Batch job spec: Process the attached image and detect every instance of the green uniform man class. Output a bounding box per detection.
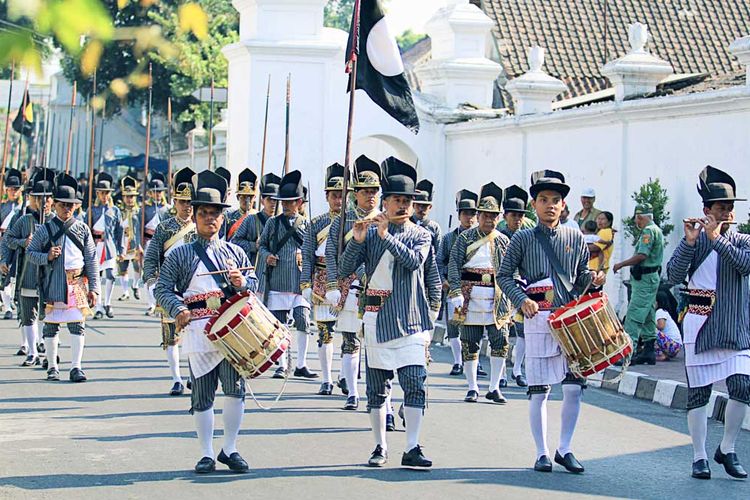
[613,202,664,365]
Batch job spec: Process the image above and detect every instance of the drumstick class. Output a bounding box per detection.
[197,266,256,277]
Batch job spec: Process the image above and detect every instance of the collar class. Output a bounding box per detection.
[176,215,191,226]
[536,222,560,235]
[195,235,220,249]
[355,206,375,218]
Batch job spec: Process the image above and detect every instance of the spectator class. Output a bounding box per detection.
[582,220,599,243]
[574,187,602,229]
[560,206,580,230]
[588,211,615,273]
[655,293,682,361]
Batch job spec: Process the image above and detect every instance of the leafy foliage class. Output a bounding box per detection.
[622,178,674,244]
[738,220,750,235]
[324,0,355,30]
[396,29,426,53]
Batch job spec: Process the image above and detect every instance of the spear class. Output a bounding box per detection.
[167,97,173,200]
[87,72,97,201]
[140,63,153,261]
[1,61,14,196]
[283,73,291,175]
[64,81,77,174]
[207,77,214,171]
[257,74,271,211]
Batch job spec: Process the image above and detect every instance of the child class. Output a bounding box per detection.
[655,293,682,361]
[582,220,599,243]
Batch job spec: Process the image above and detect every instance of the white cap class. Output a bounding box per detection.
[581,187,596,198]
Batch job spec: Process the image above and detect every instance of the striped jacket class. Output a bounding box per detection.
[498,223,593,309]
[26,216,100,302]
[143,201,171,237]
[142,216,196,285]
[0,200,23,234]
[0,200,24,283]
[413,216,442,257]
[448,227,513,326]
[154,236,258,320]
[438,226,469,281]
[300,211,336,287]
[257,214,308,294]
[231,211,272,266]
[87,204,124,260]
[3,211,44,292]
[339,221,438,343]
[665,231,750,353]
[325,207,375,289]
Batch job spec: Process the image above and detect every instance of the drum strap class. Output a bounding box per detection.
[192,241,232,299]
[533,227,574,293]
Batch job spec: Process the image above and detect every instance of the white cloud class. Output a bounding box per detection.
[384,0,448,35]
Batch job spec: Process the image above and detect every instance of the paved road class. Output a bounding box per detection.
[0,297,747,500]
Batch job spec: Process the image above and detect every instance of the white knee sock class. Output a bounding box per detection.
[369,407,387,450]
[295,331,309,369]
[194,408,215,458]
[167,345,182,383]
[119,276,129,294]
[489,356,506,392]
[278,349,288,370]
[2,289,12,311]
[404,407,423,452]
[687,406,708,461]
[464,359,479,392]
[318,343,333,384]
[147,284,156,308]
[24,326,38,356]
[558,384,582,455]
[222,397,245,455]
[342,353,359,398]
[44,336,59,370]
[104,279,114,307]
[513,338,526,377]
[721,400,748,454]
[529,392,550,459]
[385,393,394,416]
[70,334,85,370]
[449,338,462,366]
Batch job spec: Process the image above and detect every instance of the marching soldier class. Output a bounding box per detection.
[231,173,280,277]
[88,172,123,320]
[412,179,442,259]
[1,168,24,322]
[325,155,381,412]
[143,173,171,315]
[666,166,749,480]
[438,189,478,376]
[447,182,513,404]
[500,185,530,387]
[215,167,232,239]
[27,174,100,383]
[225,168,258,241]
[339,157,440,468]
[143,167,196,396]
[116,176,143,301]
[257,170,316,379]
[300,164,346,395]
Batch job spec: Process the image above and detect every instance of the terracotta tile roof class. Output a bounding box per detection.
[480,0,750,98]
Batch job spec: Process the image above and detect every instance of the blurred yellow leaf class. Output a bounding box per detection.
[140,0,159,7]
[128,73,151,89]
[0,31,43,76]
[43,0,114,54]
[178,3,208,40]
[117,0,129,8]
[91,96,106,111]
[110,79,130,98]
[80,40,103,77]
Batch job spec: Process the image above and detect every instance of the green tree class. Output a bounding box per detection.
[324,0,355,30]
[622,178,674,244]
[739,220,750,235]
[396,29,426,53]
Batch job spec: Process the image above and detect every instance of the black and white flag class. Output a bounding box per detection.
[346,0,420,134]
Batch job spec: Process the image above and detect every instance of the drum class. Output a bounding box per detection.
[203,291,290,379]
[547,291,632,377]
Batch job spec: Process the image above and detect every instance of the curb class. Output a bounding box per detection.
[590,368,750,431]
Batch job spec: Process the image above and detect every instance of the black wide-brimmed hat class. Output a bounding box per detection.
[94,172,114,192]
[414,179,434,205]
[148,172,168,192]
[529,170,570,199]
[455,189,478,212]
[273,170,305,201]
[191,170,231,208]
[325,163,347,192]
[120,175,139,197]
[4,168,22,188]
[352,155,381,190]
[697,165,746,203]
[30,168,55,197]
[237,168,258,196]
[53,173,79,203]
[214,167,232,202]
[503,185,529,213]
[260,173,281,198]
[477,182,504,214]
[381,157,417,197]
[173,167,195,201]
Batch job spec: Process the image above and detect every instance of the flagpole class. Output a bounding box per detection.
[207,78,214,172]
[13,71,30,171]
[1,61,14,196]
[140,63,153,260]
[338,0,362,258]
[257,74,271,212]
[283,73,291,175]
[167,97,173,200]
[96,101,105,170]
[64,81,77,174]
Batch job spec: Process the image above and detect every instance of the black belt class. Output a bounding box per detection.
[461,271,495,285]
[186,299,226,311]
[365,295,385,307]
[688,295,713,307]
[527,292,547,303]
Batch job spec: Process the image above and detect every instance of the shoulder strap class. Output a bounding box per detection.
[48,218,85,253]
[275,216,303,251]
[533,227,574,293]
[192,241,231,298]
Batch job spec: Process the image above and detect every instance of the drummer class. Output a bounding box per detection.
[154,170,258,474]
[498,170,605,474]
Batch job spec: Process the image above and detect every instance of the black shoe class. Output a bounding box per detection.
[515,374,528,387]
[15,346,27,356]
[105,306,114,319]
[21,355,40,367]
[145,307,155,317]
[401,445,432,468]
[132,288,141,300]
[692,459,711,480]
[534,455,553,472]
[477,364,487,377]
[37,342,45,354]
[293,366,319,379]
[318,382,333,395]
[337,377,349,395]
[272,367,285,379]
[46,368,60,381]
[368,445,388,467]
[631,340,656,365]
[555,451,585,473]
[386,414,396,432]
[485,389,507,404]
[464,390,479,403]
[117,293,129,302]
[194,456,216,474]
[344,396,359,411]
[449,364,463,376]
[94,310,104,320]
[170,382,185,396]
[4,310,13,320]
[499,378,508,388]
[186,379,192,390]
[714,446,748,479]
[217,449,249,473]
[69,368,87,383]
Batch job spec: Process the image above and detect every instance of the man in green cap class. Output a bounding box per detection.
[613,202,664,365]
